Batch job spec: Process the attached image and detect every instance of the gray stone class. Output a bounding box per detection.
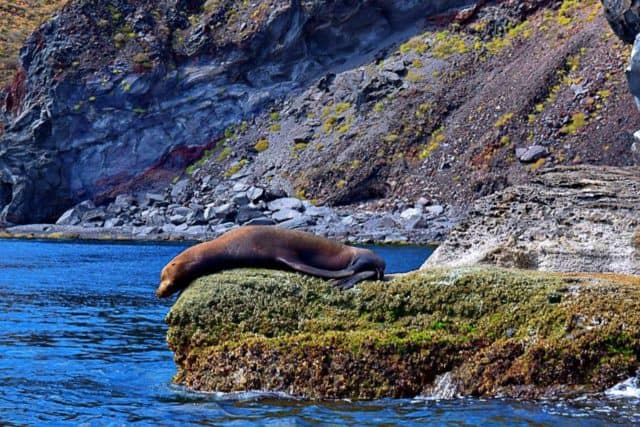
[136,226,160,237]
[362,215,399,230]
[213,222,236,235]
[305,206,334,217]
[516,146,548,163]
[244,217,277,226]
[169,214,187,225]
[114,194,135,208]
[272,208,302,222]
[425,205,445,217]
[175,223,189,232]
[268,197,303,211]
[232,182,250,192]
[214,203,236,220]
[145,193,166,206]
[382,59,406,74]
[173,206,194,217]
[55,200,96,226]
[55,208,81,226]
[278,215,314,229]
[341,215,357,226]
[246,186,265,202]
[232,192,250,206]
[236,207,264,224]
[400,207,422,220]
[82,208,106,224]
[161,223,176,234]
[171,179,190,200]
[203,205,217,222]
[104,217,125,228]
[416,197,430,207]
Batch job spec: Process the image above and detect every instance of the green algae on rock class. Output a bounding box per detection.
[165,268,640,399]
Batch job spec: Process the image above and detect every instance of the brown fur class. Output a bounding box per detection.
[156,226,385,297]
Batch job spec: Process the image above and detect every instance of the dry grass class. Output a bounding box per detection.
[0,0,67,86]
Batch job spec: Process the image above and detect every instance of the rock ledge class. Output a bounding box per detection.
[165,267,640,400]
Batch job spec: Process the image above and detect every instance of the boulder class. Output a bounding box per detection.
[55,200,96,226]
[424,166,640,274]
[272,208,302,222]
[165,268,640,400]
[171,179,190,200]
[236,206,264,224]
[246,186,265,202]
[515,145,548,163]
[277,215,314,229]
[267,197,304,211]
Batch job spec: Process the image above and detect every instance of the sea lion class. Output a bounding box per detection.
[156,225,386,297]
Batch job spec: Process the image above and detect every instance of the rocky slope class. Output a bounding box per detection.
[424,165,640,273]
[0,0,476,224]
[165,267,640,399]
[1,0,639,246]
[0,0,68,86]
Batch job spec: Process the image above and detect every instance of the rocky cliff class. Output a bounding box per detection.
[165,267,640,399]
[0,0,476,224]
[1,0,639,238]
[424,165,640,273]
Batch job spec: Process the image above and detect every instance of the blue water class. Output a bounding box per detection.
[0,239,638,425]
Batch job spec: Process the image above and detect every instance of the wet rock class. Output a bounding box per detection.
[213,203,237,221]
[166,267,640,400]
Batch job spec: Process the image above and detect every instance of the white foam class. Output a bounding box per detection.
[421,372,459,400]
[605,377,640,399]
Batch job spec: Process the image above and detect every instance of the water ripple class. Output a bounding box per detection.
[0,239,636,425]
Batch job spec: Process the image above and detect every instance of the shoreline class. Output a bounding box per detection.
[0,222,446,246]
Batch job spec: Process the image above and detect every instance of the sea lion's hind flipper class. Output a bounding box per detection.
[330,270,377,290]
[275,256,355,279]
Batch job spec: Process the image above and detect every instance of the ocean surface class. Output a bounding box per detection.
[0,239,638,426]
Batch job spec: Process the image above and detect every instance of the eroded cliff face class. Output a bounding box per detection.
[424,165,640,274]
[0,0,476,224]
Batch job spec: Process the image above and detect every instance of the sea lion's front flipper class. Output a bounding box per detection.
[330,270,377,290]
[276,256,355,279]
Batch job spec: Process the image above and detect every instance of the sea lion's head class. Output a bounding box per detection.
[352,247,386,280]
[156,259,190,298]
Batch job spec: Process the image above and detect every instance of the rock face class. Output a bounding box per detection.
[424,166,640,274]
[601,0,640,43]
[0,0,476,224]
[165,267,640,399]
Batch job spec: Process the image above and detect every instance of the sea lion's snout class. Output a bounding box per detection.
[156,279,174,298]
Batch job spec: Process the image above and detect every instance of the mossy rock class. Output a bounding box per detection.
[165,268,640,399]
